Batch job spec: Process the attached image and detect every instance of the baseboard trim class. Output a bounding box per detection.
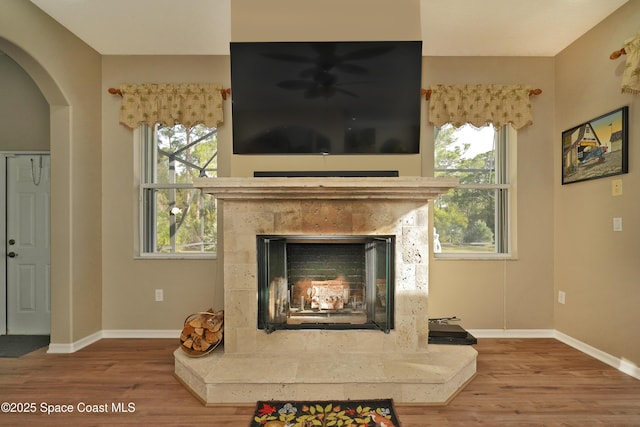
[554,330,640,381]
[467,329,555,338]
[46,328,640,380]
[47,330,180,354]
[469,328,640,381]
[47,331,102,354]
[101,329,181,339]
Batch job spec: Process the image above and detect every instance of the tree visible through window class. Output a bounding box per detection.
[141,123,217,255]
[434,123,512,255]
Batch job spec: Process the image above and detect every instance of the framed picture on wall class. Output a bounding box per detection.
[562,106,629,185]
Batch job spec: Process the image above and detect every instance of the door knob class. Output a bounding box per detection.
[7,252,17,258]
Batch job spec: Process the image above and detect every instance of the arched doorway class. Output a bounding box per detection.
[0,37,72,345]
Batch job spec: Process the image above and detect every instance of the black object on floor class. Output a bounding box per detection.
[428,324,477,345]
[0,335,50,358]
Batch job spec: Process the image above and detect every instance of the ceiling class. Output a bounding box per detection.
[29,0,629,56]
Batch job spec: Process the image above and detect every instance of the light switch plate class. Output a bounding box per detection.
[612,179,623,196]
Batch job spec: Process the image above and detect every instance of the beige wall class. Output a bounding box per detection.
[0,53,49,151]
[0,0,102,343]
[555,0,640,365]
[424,57,556,330]
[231,0,421,42]
[101,56,231,329]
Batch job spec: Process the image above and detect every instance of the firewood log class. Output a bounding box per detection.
[180,310,224,356]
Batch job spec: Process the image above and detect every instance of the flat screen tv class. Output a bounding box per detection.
[230,41,422,155]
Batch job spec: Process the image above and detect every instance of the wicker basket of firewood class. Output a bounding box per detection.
[179,309,224,357]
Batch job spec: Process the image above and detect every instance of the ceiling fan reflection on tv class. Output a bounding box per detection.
[263,42,395,99]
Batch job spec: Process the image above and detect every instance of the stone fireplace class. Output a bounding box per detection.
[175,176,477,405]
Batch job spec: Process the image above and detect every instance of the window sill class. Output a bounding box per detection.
[135,253,217,261]
[433,253,517,261]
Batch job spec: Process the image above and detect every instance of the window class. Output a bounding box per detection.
[433,123,515,257]
[140,123,218,257]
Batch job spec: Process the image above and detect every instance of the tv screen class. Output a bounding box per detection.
[230,41,422,155]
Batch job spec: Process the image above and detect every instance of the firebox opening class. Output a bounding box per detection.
[257,235,395,333]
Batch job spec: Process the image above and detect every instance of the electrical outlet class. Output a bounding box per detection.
[613,217,623,232]
[558,291,566,305]
[155,289,163,302]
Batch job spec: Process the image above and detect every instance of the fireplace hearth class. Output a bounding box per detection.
[176,176,476,405]
[257,235,394,333]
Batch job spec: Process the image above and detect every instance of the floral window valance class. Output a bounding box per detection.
[118,83,224,129]
[428,84,533,130]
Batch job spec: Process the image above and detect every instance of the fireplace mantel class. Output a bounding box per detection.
[193,176,458,200]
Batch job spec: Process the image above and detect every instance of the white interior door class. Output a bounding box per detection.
[6,154,51,335]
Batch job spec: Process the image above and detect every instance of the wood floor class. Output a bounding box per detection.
[0,338,639,426]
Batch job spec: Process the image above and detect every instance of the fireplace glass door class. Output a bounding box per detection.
[257,235,394,333]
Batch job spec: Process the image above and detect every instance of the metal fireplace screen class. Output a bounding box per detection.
[257,235,394,333]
